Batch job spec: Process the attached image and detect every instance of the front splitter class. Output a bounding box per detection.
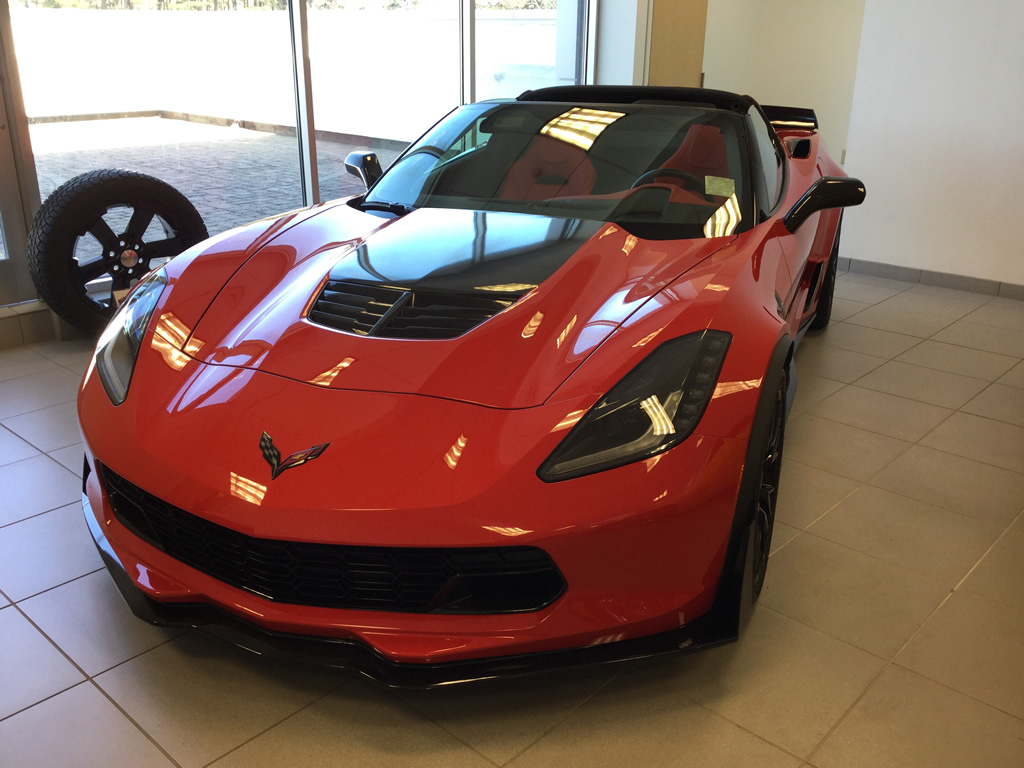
[83,492,738,687]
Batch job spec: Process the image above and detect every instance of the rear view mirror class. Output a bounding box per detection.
[345,151,383,190]
[785,177,865,233]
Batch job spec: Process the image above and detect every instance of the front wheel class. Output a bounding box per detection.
[809,218,842,331]
[750,373,787,600]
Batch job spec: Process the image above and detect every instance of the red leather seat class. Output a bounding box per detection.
[656,124,730,185]
[499,135,597,201]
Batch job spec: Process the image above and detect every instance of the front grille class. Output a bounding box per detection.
[309,280,517,339]
[100,465,565,614]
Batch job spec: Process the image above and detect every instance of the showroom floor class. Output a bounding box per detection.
[1,271,1023,767]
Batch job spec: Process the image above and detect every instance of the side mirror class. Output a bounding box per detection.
[345,151,383,190]
[784,176,865,233]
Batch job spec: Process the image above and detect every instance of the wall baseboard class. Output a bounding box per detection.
[842,258,1024,301]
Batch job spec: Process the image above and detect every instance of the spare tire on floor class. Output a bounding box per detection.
[28,169,208,336]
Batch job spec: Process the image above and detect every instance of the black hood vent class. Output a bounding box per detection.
[309,280,521,339]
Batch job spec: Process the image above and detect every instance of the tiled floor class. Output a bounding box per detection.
[1,271,1023,767]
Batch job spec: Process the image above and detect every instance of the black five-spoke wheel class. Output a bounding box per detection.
[28,170,208,335]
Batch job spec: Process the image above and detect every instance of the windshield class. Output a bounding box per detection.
[366,102,752,239]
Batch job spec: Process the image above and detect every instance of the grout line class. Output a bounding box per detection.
[801,506,1024,764]
[200,675,350,768]
[0,603,183,767]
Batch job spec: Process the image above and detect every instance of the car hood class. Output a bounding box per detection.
[186,205,733,408]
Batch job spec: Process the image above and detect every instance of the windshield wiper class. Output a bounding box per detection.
[360,200,416,216]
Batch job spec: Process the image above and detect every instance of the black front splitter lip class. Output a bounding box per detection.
[83,493,738,688]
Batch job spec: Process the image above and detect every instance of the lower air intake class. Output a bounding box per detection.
[100,465,565,614]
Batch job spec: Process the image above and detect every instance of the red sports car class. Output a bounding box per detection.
[79,85,864,685]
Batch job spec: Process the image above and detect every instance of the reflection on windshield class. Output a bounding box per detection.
[704,193,742,238]
[539,107,626,151]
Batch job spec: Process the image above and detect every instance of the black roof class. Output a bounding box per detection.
[517,85,755,114]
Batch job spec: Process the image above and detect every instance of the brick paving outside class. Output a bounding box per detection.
[30,117,406,237]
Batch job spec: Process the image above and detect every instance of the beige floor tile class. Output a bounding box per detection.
[845,292,974,338]
[896,339,1019,380]
[807,386,952,442]
[507,667,800,768]
[0,347,59,384]
[813,665,1024,768]
[963,302,1024,331]
[777,460,861,529]
[95,632,344,768]
[20,570,184,676]
[64,360,90,377]
[999,360,1024,389]
[0,503,104,602]
[1,401,82,453]
[208,679,493,768]
[794,344,887,383]
[760,534,949,658]
[28,338,97,368]
[1014,512,1024,534]
[803,322,920,359]
[959,531,1024,613]
[808,486,1001,589]
[920,412,1024,473]
[853,360,988,409]
[869,445,1024,528]
[933,320,1024,358]
[397,666,617,766]
[649,606,883,758]
[834,276,908,304]
[962,383,1024,427]
[908,283,995,307]
[897,592,1024,719]
[783,415,912,481]
[0,682,175,768]
[0,368,82,420]
[0,608,85,720]
[0,455,82,527]
[770,521,799,554]
[828,297,871,322]
[48,442,85,477]
[790,373,845,416]
[0,424,39,468]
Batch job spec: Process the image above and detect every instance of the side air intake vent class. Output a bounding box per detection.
[309,280,519,339]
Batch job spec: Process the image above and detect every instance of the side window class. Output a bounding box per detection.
[439,118,489,163]
[748,108,783,214]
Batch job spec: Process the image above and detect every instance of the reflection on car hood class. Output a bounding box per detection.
[187,205,733,408]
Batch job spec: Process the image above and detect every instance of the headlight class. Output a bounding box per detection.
[538,330,731,482]
[94,269,169,405]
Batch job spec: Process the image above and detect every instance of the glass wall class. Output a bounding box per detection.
[1,0,591,310]
[10,1,304,237]
[307,0,461,202]
[475,0,585,102]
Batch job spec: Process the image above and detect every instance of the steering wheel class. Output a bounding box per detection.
[630,168,715,202]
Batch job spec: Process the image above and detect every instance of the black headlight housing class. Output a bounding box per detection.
[94,268,168,405]
[539,330,731,482]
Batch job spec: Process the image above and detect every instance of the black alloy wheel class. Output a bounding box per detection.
[809,217,842,331]
[751,375,786,600]
[28,170,208,336]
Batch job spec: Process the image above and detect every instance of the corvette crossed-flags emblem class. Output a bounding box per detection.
[259,432,330,480]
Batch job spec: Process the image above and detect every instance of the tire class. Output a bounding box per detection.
[808,217,842,331]
[749,370,787,601]
[28,170,208,336]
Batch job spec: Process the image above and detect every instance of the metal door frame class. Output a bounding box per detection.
[0,0,41,306]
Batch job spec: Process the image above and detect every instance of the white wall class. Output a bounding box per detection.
[702,0,865,161]
[843,0,1024,284]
